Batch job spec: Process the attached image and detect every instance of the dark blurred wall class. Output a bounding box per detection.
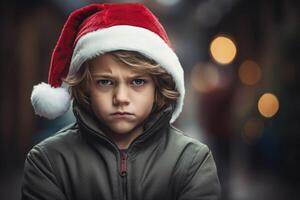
[0,0,64,170]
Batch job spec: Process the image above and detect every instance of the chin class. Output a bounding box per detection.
[109,123,136,134]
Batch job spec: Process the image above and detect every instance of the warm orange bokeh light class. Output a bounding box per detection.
[210,35,237,65]
[258,93,279,118]
[239,60,262,85]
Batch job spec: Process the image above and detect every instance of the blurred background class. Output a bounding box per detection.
[0,0,299,199]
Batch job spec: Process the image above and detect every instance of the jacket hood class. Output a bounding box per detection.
[72,101,173,151]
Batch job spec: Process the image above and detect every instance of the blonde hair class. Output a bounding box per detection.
[64,50,179,114]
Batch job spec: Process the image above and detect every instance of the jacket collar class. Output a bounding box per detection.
[73,101,173,153]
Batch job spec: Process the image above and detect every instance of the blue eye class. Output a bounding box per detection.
[132,79,146,86]
[97,80,113,86]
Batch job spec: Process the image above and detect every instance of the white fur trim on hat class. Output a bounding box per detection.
[31,82,71,119]
[70,25,185,123]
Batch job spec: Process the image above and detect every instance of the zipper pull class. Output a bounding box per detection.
[120,151,128,177]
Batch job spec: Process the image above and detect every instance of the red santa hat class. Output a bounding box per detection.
[31,3,185,123]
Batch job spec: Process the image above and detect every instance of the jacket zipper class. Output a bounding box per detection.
[75,111,131,200]
[120,151,128,200]
[77,115,129,200]
[74,109,168,199]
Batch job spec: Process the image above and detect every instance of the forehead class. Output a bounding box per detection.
[89,54,147,76]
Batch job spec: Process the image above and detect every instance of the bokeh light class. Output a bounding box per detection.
[190,63,220,93]
[210,35,237,65]
[238,60,262,85]
[258,93,279,118]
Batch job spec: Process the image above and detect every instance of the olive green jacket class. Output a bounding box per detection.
[22,103,221,200]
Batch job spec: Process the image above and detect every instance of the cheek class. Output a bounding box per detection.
[90,90,110,112]
[134,87,155,107]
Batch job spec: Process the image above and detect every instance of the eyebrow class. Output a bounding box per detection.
[91,73,150,79]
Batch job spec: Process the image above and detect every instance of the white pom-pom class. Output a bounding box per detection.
[31,82,71,119]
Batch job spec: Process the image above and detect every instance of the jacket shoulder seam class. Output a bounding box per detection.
[35,144,64,190]
[180,145,210,191]
[189,145,210,171]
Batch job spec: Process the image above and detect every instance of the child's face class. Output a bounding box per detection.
[88,54,155,138]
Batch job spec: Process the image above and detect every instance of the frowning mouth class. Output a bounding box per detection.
[111,112,134,119]
[111,112,133,115]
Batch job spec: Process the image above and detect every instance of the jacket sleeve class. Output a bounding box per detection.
[21,145,66,200]
[177,145,221,200]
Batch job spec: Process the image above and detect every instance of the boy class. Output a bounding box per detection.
[23,3,221,200]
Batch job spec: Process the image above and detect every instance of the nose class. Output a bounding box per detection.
[113,84,130,106]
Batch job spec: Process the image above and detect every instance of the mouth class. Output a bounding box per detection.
[111,112,133,115]
[111,112,134,119]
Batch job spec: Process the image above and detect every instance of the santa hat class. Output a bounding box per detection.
[31,3,185,124]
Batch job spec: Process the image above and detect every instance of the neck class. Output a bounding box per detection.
[105,124,144,150]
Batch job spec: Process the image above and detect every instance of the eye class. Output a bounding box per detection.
[132,79,146,86]
[96,79,113,86]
